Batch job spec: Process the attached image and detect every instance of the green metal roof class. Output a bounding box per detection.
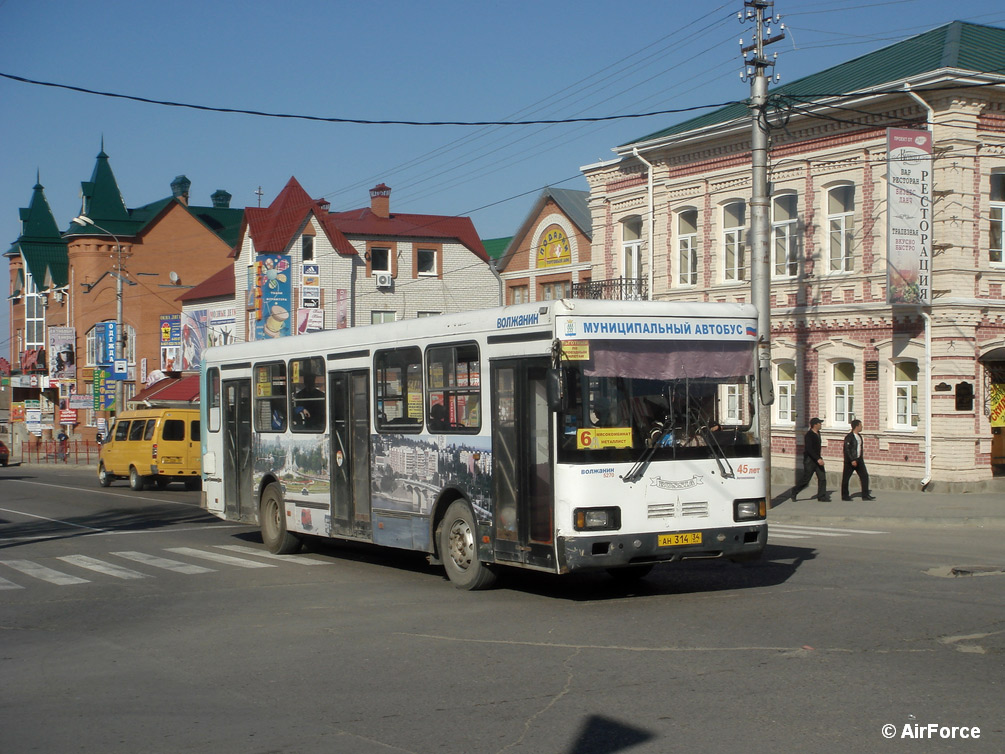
[482,236,513,261]
[6,179,69,289]
[625,20,1005,146]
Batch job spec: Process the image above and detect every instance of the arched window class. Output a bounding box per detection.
[775,360,796,424]
[827,185,854,272]
[677,209,698,286]
[832,361,856,426]
[722,201,746,282]
[893,360,919,429]
[772,193,798,278]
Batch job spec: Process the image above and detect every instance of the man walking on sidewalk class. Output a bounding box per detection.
[842,419,876,501]
[793,417,830,501]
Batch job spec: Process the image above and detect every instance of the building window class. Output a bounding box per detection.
[722,201,746,282]
[622,217,642,282]
[772,194,798,278]
[417,247,436,276]
[677,209,698,286]
[509,285,529,305]
[541,280,571,300]
[893,360,919,429]
[25,288,45,350]
[371,311,396,325]
[776,360,796,424]
[724,384,741,422]
[827,186,854,272]
[370,247,390,274]
[417,311,440,318]
[302,234,314,261]
[832,361,856,426]
[991,173,1004,264]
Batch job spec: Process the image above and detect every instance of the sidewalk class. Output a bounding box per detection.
[768,484,1005,530]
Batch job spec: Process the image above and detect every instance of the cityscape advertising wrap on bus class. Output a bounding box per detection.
[200,300,767,589]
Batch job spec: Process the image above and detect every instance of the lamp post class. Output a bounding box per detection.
[72,215,125,415]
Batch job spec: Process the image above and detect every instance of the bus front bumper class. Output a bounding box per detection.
[557,524,767,572]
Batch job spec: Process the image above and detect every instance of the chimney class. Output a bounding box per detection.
[211,189,232,208]
[171,175,192,206]
[370,183,391,219]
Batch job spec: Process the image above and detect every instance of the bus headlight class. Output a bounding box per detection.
[734,498,766,521]
[574,507,621,531]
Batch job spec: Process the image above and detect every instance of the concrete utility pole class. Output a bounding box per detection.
[740,1,784,502]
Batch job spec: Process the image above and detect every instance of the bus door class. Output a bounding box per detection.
[491,358,554,570]
[222,379,254,522]
[329,370,372,539]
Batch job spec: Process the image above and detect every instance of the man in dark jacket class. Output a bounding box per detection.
[792,417,829,501]
[842,419,876,501]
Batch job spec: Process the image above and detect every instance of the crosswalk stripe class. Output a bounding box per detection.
[0,559,90,585]
[216,545,329,565]
[166,547,275,569]
[0,575,24,590]
[57,555,148,579]
[112,551,215,574]
[771,524,887,535]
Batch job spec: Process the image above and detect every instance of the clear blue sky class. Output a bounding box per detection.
[3,0,1004,354]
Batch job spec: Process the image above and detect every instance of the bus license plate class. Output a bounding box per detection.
[658,532,702,547]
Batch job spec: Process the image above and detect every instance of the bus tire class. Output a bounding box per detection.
[129,467,146,491]
[98,464,112,487]
[607,564,654,582]
[260,483,301,555]
[439,500,496,590]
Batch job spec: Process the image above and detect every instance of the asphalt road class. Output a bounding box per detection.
[1,465,1002,754]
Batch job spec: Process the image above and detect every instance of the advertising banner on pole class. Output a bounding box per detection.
[48,326,77,379]
[886,128,933,305]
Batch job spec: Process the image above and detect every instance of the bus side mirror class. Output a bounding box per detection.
[546,369,567,412]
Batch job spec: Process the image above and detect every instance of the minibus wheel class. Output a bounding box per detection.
[260,482,302,555]
[439,500,497,590]
[98,464,112,487]
[129,467,147,491]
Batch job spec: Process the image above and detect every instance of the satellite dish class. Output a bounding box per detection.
[169,271,180,284]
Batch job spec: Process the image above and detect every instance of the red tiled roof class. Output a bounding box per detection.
[131,374,200,404]
[329,208,488,261]
[178,265,234,302]
[238,177,355,259]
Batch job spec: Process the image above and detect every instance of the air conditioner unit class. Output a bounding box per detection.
[53,290,64,303]
[375,273,393,289]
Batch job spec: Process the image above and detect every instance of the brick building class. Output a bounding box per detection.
[581,21,1005,490]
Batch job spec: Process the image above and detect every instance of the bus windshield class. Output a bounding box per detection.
[556,338,760,464]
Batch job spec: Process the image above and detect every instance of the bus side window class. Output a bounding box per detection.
[207,367,221,432]
[129,421,146,442]
[426,342,480,432]
[375,347,422,432]
[162,420,185,441]
[114,420,130,442]
[254,362,287,432]
[290,357,325,432]
[144,419,157,441]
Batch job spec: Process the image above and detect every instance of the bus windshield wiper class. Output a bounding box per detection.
[621,420,672,484]
[702,425,735,479]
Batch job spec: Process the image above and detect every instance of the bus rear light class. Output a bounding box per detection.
[152,443,158,459]
[574,507,621,531]
[734,498,766,521]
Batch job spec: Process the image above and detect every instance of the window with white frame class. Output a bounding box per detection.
[723,383,742,422]
[417,247,436,276]
[827,186,854,272]
[776,360,797,424]
[772,194,798,278]
[893,360,919,429]
[24,285,45,350]
[722,201,746,282]
[832,361,856,425]
[302,234,314,261]
[371,311,396,325]
[541,280,571,300]
[370,247,390,274]
[991,173,1004,264]
[509,285,529,305]
[622,217,642,282]
[677,209,698,286]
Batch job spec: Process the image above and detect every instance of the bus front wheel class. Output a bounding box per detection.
[260,483,301,555]
[98,464,112,487]
[439,500,496,590]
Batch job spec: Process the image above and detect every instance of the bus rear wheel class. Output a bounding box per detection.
[439,500,496,590]
[260,483,301,554]
[129,467,146,491]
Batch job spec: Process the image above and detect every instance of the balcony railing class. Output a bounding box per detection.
[572,277,648,301]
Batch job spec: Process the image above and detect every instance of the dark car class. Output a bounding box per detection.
[0,439,9,466]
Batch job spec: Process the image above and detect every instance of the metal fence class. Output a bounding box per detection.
[571,277,648,301]
[13,440,101,466]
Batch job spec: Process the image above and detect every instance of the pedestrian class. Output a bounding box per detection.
[792,417,830,501]
[56,429,69,462]
[842,419,876,501]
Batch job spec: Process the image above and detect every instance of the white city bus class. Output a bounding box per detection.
[200,300,767,589]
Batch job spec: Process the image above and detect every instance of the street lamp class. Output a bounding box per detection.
[72,214,127,415]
